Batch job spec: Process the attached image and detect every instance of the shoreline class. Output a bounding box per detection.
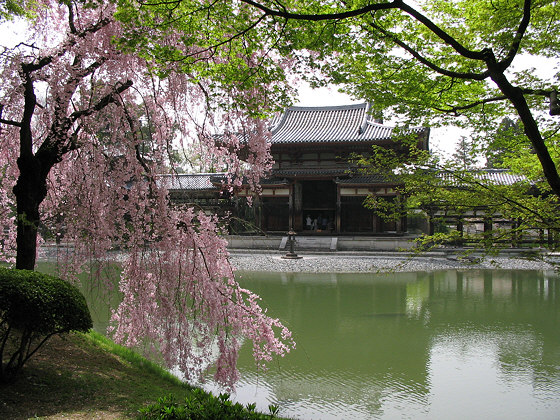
[229,251,559,273]
[37,245,559,273]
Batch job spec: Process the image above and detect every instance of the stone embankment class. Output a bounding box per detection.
[37,244,558,273]
[229,251,559,273]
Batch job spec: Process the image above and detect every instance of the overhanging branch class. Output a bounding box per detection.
[241,0,401,21]
[69,80,133,122]
[433,95,508,115]
[498,0,532,71]
[368,20,489,81]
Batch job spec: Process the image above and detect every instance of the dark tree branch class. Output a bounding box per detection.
[0,118,21,127]
[240,0,402,21]
[489,70,560,196]
[368,20,489,81]
[498,0,532,71]
[433,95,508,115]
[69,80,133,122]
[35,80,134,173]
[68,2,77,34]
[0,103,20,126]
[242,0,487,63]
[520,88,556,96]
[397,1,487,61]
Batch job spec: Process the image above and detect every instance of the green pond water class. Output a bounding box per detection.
[215,270,560,420]
[62,266,560,419]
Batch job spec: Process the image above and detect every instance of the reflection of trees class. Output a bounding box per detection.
[421,270,560,387]
[233,270,560,415]
[236,271,433,406]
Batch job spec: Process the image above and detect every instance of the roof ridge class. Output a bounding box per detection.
[358,103,371,135]
[286,103,368,112]
[165,172,227,177]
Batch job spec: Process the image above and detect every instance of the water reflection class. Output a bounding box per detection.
[45,261,559,419]
[210,270,560,420]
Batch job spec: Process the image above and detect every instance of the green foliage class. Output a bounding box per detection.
[0,267,92,382]
[113,0,560,198]
[114,0,296,117]
[138,390,280,420]
[357,136,560,253]
[0,0,29,20]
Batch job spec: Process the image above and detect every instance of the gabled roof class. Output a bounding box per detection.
[269,103,427,144]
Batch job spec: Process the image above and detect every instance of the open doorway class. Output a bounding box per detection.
[301,181,336,233]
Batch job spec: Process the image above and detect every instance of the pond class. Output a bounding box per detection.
[65,266,560,419]
[203,270,560,420]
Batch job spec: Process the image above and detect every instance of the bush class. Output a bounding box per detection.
[0,267,92,383]
[138,390,280,419]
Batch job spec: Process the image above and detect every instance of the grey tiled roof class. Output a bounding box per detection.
[438,169,527,186]
[159,173,225,191]
[335,174,392,184]
[272,168,350,177]
[270,103,426,144]
[261,177,290,185]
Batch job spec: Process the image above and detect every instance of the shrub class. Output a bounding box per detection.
[138,390,280,419]
[0,267,92,383]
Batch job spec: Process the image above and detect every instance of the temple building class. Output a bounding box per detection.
[161,103,558,249]
[165,103,430,235]
[247,103,428,233]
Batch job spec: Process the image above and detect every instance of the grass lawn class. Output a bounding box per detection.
[1,332,194,419]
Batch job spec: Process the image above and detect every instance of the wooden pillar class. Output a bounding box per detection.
[255,196,263,231]
[288,184,294,230]
[336,186,341,233]
[396,215,402,233]
[293,181,303,231]
[397,195,405,233]
[373,202,377,233]
[512,219,520,247]
[483,217,492,233]
[483,216,492,243]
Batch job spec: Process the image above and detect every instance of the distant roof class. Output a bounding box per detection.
[335,174,390,184]
[272,168,350,178]
[269,103,427,145]
[159,173,225,191]
[160,169,527,193]
[438,169,527,186]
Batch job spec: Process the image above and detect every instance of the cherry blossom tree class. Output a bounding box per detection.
[0,0,293,387]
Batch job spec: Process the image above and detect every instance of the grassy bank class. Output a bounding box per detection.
[1,331,280,419]
[1,331,193,419]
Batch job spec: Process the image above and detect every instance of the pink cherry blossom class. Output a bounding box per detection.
[0,0,293,387]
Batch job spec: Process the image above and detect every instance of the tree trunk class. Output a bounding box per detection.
[489,70,560,197]
[13,155,48,270]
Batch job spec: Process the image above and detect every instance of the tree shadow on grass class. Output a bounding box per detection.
[1,334,191,419]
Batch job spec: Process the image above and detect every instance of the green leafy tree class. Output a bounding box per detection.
[354,136,559,252]
[112,0,560,252]
[452,136,479,170]
[485,117,524,169]
[114,0,560,199]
